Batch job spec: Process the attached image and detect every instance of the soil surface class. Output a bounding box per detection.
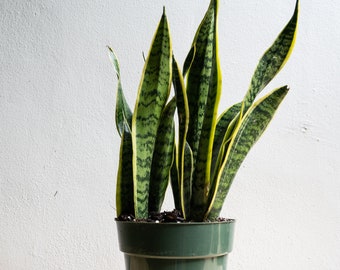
[116,209,230,223]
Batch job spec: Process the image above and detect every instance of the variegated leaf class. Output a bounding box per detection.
[108,47,132,136]
[242,0,298,113]
[172,56,191,217]
[116,122,134,216]
[211,102,242,178]
[181,142,194,219]
[131,9,172,219]
[185,0,221,221]
[207,86,289,219]
[149,99,176,213]
[170,148,181,211]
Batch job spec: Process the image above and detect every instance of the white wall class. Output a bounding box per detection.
[1,0,339,269]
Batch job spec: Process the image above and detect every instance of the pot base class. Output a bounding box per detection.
[124,254,228,270]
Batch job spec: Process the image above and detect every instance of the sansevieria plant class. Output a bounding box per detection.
[109,0,299,222]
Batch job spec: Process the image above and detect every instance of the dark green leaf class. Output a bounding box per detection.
[132,10,172,219]
[181,142,194,219]
[116,122,134,216]
[108,47,132,136]
[170,148,181,211]
[185,0,221,221]
[211,102,242,178]
[207,86,289,219]
[149,99,176,213]
[242,0,298,113]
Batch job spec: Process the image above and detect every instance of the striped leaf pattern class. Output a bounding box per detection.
[149,99,176,213]
[211,102,242,177]
[172,56,194,218]
[131,9,172,219]
[185,0,221,220]
[112,0,298,221]
[108,47,132,136]
[182,142,194,218]
[172,56,188,179]
[207,86,289,219]
[109,47,134,216]
[116,122,134,216]
[183,45,196,77]
[242,0,299,113]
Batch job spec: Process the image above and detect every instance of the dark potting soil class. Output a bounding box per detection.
[116,209,230,223]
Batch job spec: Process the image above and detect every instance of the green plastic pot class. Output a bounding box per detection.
[116,219,235,270]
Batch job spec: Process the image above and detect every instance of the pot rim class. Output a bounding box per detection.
[116,218,236,258]
[115,219,236,225]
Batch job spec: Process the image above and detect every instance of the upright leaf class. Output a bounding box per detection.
[116,122,134,216]
[170,151,181,211]
[172,56,192,217]
[149,99,176,213]
[183,45,196,77]
[185,0,221,220]
[181,142,194,218]
[131,9,172,219]
[211,102,242,177]
[242,0,299,113]
[173,56,189,165]
[108,47,132,136]
[207,86,289,219]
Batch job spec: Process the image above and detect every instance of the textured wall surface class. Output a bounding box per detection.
[1,0,339,269]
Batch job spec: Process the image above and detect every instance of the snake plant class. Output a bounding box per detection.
[109,0,299,221]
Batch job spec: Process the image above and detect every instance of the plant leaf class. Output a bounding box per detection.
[207,86,289,219]
[149,99,176,213]
[108,47,133,136]
[116,122,134,217]
[172,56,189,167]
[181,142,194,219]
[172,55,191,217]
[185,0,221,221]
[211,102,242,177]
[131,9,172,219]
[170,149,181,211]
[242,0,298,113]
[183,45,196,77]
